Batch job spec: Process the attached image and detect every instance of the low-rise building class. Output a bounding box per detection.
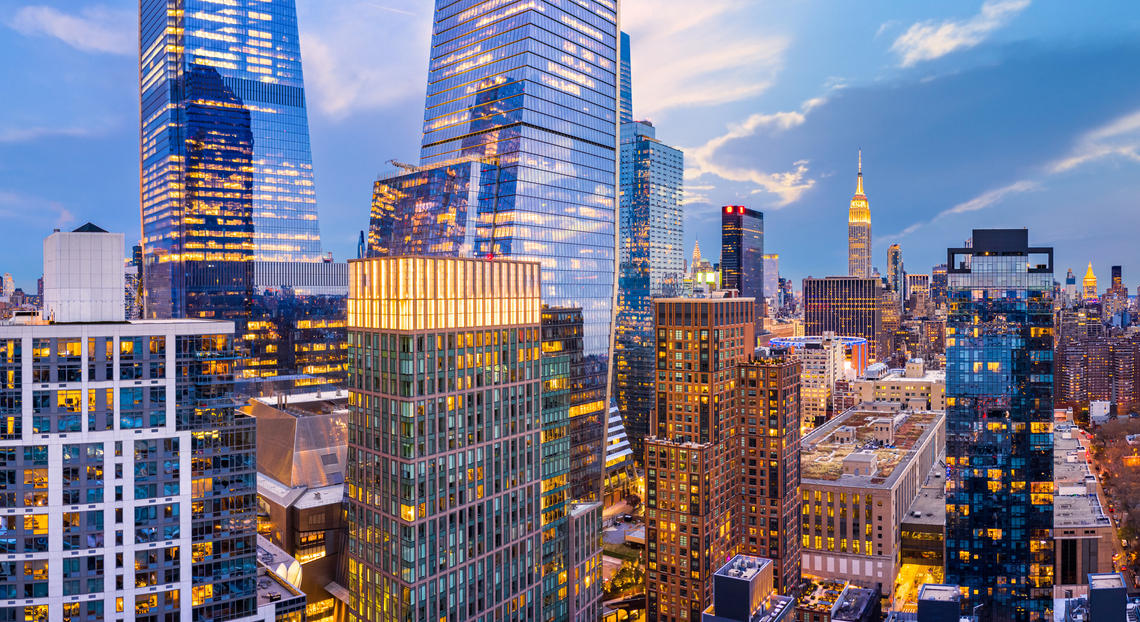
[852,359,944,412]
[1053,424,1114,589]
[702,555,795,622]
[800,403,945,597]
[795,579,881,622]
[899,461,946,569]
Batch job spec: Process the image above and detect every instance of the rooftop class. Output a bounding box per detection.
[801,404,944,487]
[902,458,946,527]
[799,579,878,619]
[715,554,771,582]
[1088,573,1126,590]
[1053,425,1110,529]
[918,584,960,602]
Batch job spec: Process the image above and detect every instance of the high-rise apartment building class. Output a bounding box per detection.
[1055,309,1140,415]
[803,277,884,361]
[734,356,802,593]
[848,153,872,279]
[646,296,756,622]
[344,256,544,622]
[138,0,347,387]
[615,119,684,461]
[1103,265,1129,319]
[945,229,1054,620]
[722,206,765,321]
[930,264,948,307]
[796,332,845,429]
[886,244,904,300]
[2,227,258,622]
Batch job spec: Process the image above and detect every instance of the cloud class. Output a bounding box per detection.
[1048,108,1140,173]
[8,5,133,55]
[0,124,113,144]
[880,179,1039,242]
[298,1,432,119]
[890,0,1030,67]
[685,99,823,207]
[623,0,787,118]
[0,190,75,229]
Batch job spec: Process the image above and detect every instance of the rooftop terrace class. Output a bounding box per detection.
[801,404,943,487]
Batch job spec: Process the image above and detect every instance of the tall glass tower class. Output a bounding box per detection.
[721,205,764,320]
[614,119,683,461]
[945,229,1054,621]
[619,31,633,124]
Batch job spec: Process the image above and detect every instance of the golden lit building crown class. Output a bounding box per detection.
[849,150,870,224]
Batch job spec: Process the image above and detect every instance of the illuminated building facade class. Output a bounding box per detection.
[1083,263,1099,303]
[944,229,1054,620]
[734,356,802,593]
[887,244,904,302]
[721,206,765,321]
[619,31,633,124]
[848,152,872,279]
[802,277,884,361]
[931,263,948,307]
[792,333,845,429]
[615,119,684,461]
[138,1,347,387]
[763,254,780,303]
[345,256,544,622]
[646,296,755,622]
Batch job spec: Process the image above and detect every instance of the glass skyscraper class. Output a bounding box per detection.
[139,0,347,387]
[619,31,633,124]
[721,205,764,320]
[614,120,683,461]
[944,229,1054,621]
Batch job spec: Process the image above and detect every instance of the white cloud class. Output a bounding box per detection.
[685,99,823,207]
[9,5,133,55]
[297,1,432,119]
[0,190,75,229]
[623,0,787,118]
[880,179,1038,242]
[1048,108,1140,173]
[890,0,1030,67]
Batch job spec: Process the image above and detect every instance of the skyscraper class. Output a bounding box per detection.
[619,31,633,124]
[734,355,802,593]
[848,151,872,278]
[3,226,258,622]
[615,118,684,461]
[887,243,904,299]
[138,1,347,387]
[646,296,755,622]
[802,277,884,361]
[931,263,948,307]
[1064,268,1078,306]
[944,229,1054,620]
[763,253,780,302]
[344,256,544,622]
[1083,263,1099,303]
[722,206,764,320]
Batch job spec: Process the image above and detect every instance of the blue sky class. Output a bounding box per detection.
[0,0,1138,291]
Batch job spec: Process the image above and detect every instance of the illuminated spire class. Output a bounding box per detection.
[855,149,865,197]
[1083,262,1098,302]
[692,240,701,266]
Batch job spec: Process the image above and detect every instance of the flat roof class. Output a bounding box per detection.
[1089,573,1126,589]
[918,584,960,602]
[1053,425,1111,529]
[801,406,944,487]
[902,458,946,527]
[715,554,771,582]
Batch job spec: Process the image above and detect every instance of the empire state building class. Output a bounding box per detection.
[848,151,872,278]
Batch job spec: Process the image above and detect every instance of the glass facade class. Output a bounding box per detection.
[614,121,684,461]
[139,0,345,388]
[721,206,764,321]
[345,257,543,622]
[944,229,1054,621]
[619,31,633,124]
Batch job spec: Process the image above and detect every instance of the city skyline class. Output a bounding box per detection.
[2,1,1140,288]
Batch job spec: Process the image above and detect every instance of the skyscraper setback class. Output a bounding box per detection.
[848,152,872,279]
[944,229,1054,620]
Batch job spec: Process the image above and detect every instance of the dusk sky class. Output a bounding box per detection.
[1,0,1138,291]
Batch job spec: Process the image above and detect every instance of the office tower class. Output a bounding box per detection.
[2,226,257,621]
[735,356,802,593]
[848,152,872,279]
[701,555,795,622]
[800,403,945,599]
[945,229,1054,620]
[796,332,845,429]
[803,277,884,361]
[1064,269,1078,306]
[619,31,633,124]
[692,240,703,270]
[615,119,684,460]
[138,1,347,388]
[603,405,638,505]
[764,254,780,302]
[887,244,904,298]
[930,264,948,307]
[906,273,932,316]
[646,296,756,622]
[1103,265,1129,319]
[2,273,13,296]
[1083,263,1098,302]
[880,289,902,364]
[344,256,544,622]
[721,206,765,320]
